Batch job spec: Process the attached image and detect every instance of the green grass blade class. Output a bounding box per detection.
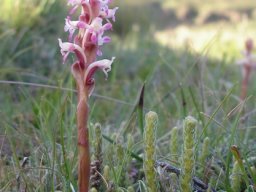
[102,134,143,162]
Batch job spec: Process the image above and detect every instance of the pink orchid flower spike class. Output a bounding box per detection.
[58,0,118,191]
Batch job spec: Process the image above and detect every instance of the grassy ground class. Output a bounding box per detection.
[1,0,256,191]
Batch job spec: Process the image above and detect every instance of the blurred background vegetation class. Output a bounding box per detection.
[0,0,255,76]
[1,0,256,190]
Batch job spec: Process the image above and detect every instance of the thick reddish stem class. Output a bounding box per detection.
[77,82,90,192]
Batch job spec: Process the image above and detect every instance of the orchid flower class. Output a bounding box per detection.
[237,38,256,100]
[60,1,117,78]
[102,7,119,21]
[58,38,87,64]
[58,0,118,191]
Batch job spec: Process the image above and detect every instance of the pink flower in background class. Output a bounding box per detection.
[237,39,256,70]
[237,38,256,100]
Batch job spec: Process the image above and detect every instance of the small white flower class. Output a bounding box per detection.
[97,34,111,46]
[87,18,112,47]
[89,17,104,32]
[104,7,118,21]
[84,57,115,82]
[65,18,79,35]
[64,17,88,41]
[58,38,87,64]
[83,57,115,96]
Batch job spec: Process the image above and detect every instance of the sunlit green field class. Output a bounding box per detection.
[1,0,256,191]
